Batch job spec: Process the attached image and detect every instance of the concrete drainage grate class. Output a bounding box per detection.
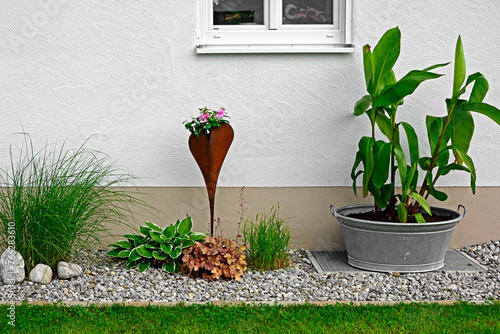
[306,249,487,274]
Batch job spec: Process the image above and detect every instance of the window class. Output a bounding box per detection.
[197,0,353,53]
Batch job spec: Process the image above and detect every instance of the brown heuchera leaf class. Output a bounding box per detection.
[180,236,247,281]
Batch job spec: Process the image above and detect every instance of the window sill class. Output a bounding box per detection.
[196,44,355,54]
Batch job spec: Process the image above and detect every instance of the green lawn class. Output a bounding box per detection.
[1,302,499,333]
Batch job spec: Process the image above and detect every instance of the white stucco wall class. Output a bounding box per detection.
[1,0,499,187]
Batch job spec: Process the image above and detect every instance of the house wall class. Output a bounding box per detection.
[1,1,499,249]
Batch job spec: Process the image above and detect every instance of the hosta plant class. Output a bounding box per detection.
[107,217,207,273]
[352,27,500,223]
[181,236,247,281]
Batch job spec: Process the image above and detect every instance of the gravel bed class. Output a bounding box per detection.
[1,240,499,303]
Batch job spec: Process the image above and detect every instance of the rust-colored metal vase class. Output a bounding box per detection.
[188,123,234,236]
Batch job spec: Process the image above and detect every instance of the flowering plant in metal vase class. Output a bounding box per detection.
[183,107,230,138]
[183,107,234,236]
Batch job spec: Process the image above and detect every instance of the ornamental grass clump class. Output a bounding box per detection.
[243,205,293,271]
[181,236,247,281]
[0,136,147,272]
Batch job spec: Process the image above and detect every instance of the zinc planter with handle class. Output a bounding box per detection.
[330,204,466,273]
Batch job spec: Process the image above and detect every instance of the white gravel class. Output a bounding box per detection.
[1,240,499,303]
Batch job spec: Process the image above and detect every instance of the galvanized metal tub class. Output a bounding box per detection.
[330,204,466,273]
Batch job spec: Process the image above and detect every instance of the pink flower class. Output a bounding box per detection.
[199,113,209,122]
[216,108,225,118]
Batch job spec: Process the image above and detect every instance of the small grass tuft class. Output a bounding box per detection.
[243,204,293,271]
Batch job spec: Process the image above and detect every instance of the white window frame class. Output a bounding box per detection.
[197,0,354,54]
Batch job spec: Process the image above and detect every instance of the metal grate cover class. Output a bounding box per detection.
[307,250,486,273]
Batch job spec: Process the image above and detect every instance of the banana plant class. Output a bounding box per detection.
[107,217,207,273]
[408,35,500,215]
[352,27,447,221]
[351,27,500,222]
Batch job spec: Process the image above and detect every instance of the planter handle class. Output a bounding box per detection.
[330,205,338,218]
[457,204,466,218]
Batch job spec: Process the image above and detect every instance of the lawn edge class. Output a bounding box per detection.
[0,300,496,307]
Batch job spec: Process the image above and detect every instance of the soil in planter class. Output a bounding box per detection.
[348,210,453,223]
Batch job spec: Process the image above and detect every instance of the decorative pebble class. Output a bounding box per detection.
[0,241,498,303]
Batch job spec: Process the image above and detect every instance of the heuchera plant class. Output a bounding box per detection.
[352,27,500,223]
[181,236,247,281]
[183,107,230,138]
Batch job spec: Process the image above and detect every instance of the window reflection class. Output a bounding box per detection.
[213,0,264,25]
[283,0,332,24]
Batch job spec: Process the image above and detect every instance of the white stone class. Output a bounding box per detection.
[0,248,25,284]
[29,264,53,284]
[57,262,83,279]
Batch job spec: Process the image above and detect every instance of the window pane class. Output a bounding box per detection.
[213,0,264,25]
[283,0,333,24]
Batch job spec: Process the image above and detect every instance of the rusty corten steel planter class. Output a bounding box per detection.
[188,123,234,236]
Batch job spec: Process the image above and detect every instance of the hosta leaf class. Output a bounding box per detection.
[138,261,151,273]
[139,225,151,237]
[162,262,177,274]
[128,248,141,262]
[160,244,173,254]
[113,240,132,249]
[152,251,168,261]
[126,260,140,270]
[150,231,163,243]
[181,239,195,248]
[162,224,176,239]
[106,249,122,257]
[136,245,153,258]
[117,250,131,258]
[173,238,183,248]
[144,243,158,250]
[169,246,182,259]
[191,233,208,241]
[177,217,193,235]
[124,234,145,247]
[145,221,162,232]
